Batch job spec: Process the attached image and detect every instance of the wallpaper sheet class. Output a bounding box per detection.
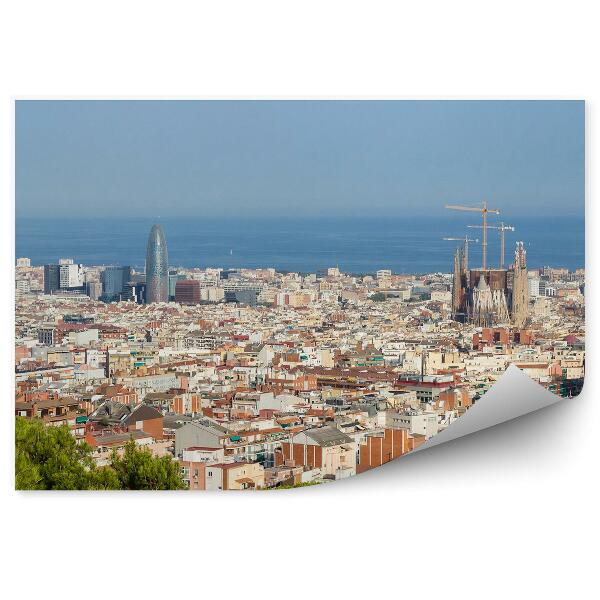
[14,100,585,490]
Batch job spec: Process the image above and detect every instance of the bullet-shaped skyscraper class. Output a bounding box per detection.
[145,224,169,303]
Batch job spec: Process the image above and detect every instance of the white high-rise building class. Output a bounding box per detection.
[16,280,30,294]
[528,277,540,298]
[16,257,31,268]
[59,263,84,288]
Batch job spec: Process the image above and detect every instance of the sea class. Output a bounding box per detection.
[15,216,585,275]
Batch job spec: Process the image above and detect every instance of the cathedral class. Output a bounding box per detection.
[452,241,529,327]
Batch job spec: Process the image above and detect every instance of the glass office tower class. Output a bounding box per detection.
[145,224,169,303]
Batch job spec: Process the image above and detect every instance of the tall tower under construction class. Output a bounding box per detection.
[451,246,467,321]
[511,241,529,328]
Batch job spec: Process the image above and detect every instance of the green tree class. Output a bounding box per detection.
[267,481,322,490]
[369,292,387,302]
[15,417,119,490]
[110,440,186,490]
[15,417,185,491]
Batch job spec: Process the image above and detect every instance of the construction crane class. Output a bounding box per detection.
[467,222,515,268]
[442,236,479,271]
[445,201,500,269]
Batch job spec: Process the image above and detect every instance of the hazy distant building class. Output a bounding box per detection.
[101,266,132,301]
[44,264,61,294]
[44,260,84,294]
[123,281,146,304]
[86,281,103,301]
[528,276,540,298]
[16,258,31,268]
[175,279,201,304]
[225,288,259,306]
[200,287,225,303]
[145,224,169,303]
[219,269,238,280]
[169,269,185,300]
[16,280,30,295]
[59,262,84,288]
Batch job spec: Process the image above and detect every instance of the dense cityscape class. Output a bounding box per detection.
[15,211,585,490]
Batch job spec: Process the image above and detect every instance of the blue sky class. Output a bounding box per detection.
[15,100,584,218]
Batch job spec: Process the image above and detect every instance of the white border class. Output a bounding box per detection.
[1,2,596,599]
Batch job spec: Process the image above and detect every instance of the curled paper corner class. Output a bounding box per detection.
[414,365,566,453]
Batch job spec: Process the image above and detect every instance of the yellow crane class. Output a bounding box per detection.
[467,222,514,268]
[445,201,500,269]
[442,236,479,271]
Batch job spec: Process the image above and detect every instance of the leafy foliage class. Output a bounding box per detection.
[111,440,186,490]
[267,481,322,490]
[15,417,118,490]
[15,417,184,491]
[369,292,387,302]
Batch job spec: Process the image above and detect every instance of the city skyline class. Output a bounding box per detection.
[14,100,586,492]
[15,213,585,274]
[16,100,584,219]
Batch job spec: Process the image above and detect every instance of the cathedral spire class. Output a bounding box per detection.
[511,242,529,327]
